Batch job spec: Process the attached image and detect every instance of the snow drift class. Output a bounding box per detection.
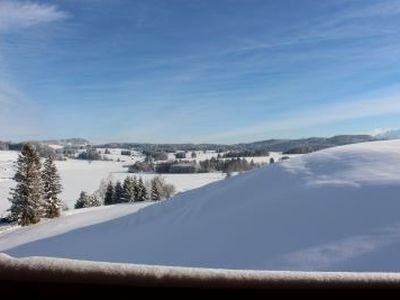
[2,140,400,272]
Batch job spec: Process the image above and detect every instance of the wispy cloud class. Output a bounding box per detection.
[201,87,400,142]
[218,0,400,58]
[0,78,40,140]
[343,0,400,19]
[0,0,68,32]
[1,1,400,142]
[0,1,67,139]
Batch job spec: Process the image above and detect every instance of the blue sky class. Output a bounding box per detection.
[1,0,400,143]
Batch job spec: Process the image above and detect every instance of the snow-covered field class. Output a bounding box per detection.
[0,153,225,216]
[96,148,143,162]
[0,147,281,216]
[167,150,283,164]
[2,140,400,272]
[0,151,19,217]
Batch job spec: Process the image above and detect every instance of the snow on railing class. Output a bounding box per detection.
[1,253,400,288]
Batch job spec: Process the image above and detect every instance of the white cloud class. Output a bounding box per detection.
[0,1,66,139]
[0,78,41,140]
[0,0,67,32]
[202,88,400,142]
[345,0,400,19]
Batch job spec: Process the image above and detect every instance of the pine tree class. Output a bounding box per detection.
[74,191,91,209]
[88,194,102,207]
[8,143,43,226]
[74,191,101,209]
[122,176,135,202]
[104,181,114,205]
[93,177,111,204]
[151,175,175,199]
[133,176,140,201]
[150,178,160,201]
[42,156,63,218]
[113,181,124,204]
[137,177,147,201]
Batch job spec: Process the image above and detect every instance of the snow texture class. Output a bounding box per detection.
[2,253,400,288]
[2,140,400,271]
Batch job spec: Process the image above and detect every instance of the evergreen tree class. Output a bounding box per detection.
[104,181,114,205]
[133,176,140,201]
[42,156,63,218]
[88,194,102,207]
[93,177,110,204]
[150,178,160,201]
[152,175,175,199]
[74,191,91,209]
[113,181,124,204]
[122,176,135,202]
[8,143,43,226]
[74,191,101,209]
[137,177,147,201]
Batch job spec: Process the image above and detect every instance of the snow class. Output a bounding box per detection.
[47,144,64,150]
[3,254,400,288]
[0,151,18,216]
[0,202,152,252]
[96,148,144,162]
[116,172,224,192]
[167,150,220,161]
[167,150,283,164]
[2,140,400,271]
[1,146,280,216]
[0,152,225,216]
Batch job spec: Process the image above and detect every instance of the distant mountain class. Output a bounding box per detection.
[1,135,379,155]
[248,135,378,154]
[96,135,378,154]
[375,129,400,140]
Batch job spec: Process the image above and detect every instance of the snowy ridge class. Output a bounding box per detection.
[2,140,400,271]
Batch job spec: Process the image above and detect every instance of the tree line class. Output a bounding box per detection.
[221,149,270,158]
[5,143,177,226]
[7,143,63,226]
[75,175,176,209]
[128,157,263,174]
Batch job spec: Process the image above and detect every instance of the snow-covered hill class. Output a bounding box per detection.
[2,140,400,272]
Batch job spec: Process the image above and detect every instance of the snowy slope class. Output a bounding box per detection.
[0,202,152,250]
[2,140,400,272]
